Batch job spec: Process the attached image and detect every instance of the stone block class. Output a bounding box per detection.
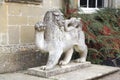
[0,50,47,73]
[50,65,120,80]
[20,26,35,44]
[43,0,51,8]
[1,33,7,45]
[21,6,45,17]
[28,17,41,26]
[0,4,7,33]
[8,16,28,25]
[51,0,62,8]
[26,62,91,78]
[8,26,19,44]
[8,4,22,16]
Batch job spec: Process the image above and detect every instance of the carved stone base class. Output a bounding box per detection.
[26,61,91,78]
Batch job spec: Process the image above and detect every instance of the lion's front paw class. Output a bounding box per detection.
[40,66,52,70]
[59,60,68,66]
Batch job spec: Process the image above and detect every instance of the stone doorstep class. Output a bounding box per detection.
[25,61,91,78]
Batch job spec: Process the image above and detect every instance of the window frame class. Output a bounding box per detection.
[78,0,104,14]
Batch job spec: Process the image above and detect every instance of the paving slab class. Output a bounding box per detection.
[98,71,120,80]
[0,73,47,80]
[50,65,119,80]
[0,65,119,80]
[26,61,91,78]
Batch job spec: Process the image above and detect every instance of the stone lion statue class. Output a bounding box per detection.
[35,10,88,70]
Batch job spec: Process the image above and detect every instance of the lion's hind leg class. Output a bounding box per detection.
[74,44,88,63]
[59,48,73,65]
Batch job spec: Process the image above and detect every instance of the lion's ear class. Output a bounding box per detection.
[53,10,63,16]
[60,12,64,16]
[53,12,59,16]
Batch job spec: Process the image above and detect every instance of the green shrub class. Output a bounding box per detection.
[80,8,120,64]
[62,8,120,64]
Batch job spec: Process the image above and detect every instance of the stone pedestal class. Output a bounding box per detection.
[26,61,91,78]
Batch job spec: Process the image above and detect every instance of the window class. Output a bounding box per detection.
[78,0,115,13]
[79,0,104,8]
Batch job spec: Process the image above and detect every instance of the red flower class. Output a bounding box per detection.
[82,23,88,32]
[92,54,97,59]
[81,20,88,32]
[89,33,96,39]
[81,20,96,39]
[68,9,77,14]
[102,26,111,35]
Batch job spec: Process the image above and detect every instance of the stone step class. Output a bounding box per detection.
[0,64,119,80]
[50,65,120,80]
[25,62,120,80]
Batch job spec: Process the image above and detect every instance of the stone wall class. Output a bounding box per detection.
[0,0,62,73]
[0,0,62,53]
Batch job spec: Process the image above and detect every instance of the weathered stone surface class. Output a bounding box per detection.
[0,65,119,80]
[0,33,7,45]
[8,26,19,44]
[0,0,62,46]
[0,1,63,73]
[26,62,91,78]
[0,73,47,80]
[28,17,41,26]
[21,26,35,44]
[0,4,7,33]
[21,6,45,17]
[50,0,62,8]
[50,65,120,80]
[35,10,88,70]
[8,16,28,25]
[0,50,47,73]
[8,4,22,16]
[0,44,35,53]
[98,70,120,80]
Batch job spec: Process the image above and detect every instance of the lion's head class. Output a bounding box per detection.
[43,10,65,27]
